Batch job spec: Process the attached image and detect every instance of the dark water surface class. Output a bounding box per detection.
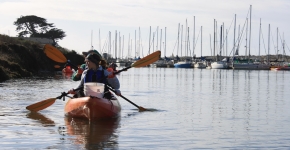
[0,68,290,149]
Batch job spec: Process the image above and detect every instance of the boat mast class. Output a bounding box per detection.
[115,30,117,59]
[233,14,236,67]
[201,26,203,57]
[177,23,180,57]
[138,27,141,57]
[156,26,159,50]
[193,16,195,58]
[181,24,183,57]
[160,28,162,51]
[259,18,261,57]
[214,19,216,61]
[215,20,217,57]
[277,27,279,57]
[165,27,167,57]
[249,5,252,57]
[220,25,222,58]
[245,19,248,58]
[185,19,188,56]
[119,32,121,59]
[108,31,111,57]
[237,25,240,56]
[149,26,151,54]
[122,35,124,59]
[283,33,285,62]
[210,34,212,56]
[99,29,101,52]
[226,29,228,56]
[223,22,224,56]
[91,30,93,50]
[128,33,130,59]
[152,31,155,52]
[187,27,190,58]
[135,30,136,59]
[268,24,270,65]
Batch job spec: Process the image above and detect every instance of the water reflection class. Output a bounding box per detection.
[26,112,55,126]
[62,72,73,79]
[62,117,120,149]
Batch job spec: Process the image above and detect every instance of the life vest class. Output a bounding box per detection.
[84,69,106,83]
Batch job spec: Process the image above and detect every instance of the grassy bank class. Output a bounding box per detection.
[0,34,84,82]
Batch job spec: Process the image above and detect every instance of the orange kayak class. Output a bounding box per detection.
[64,96,121,120]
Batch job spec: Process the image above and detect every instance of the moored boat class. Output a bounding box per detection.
[174,60,192,68]
[211,61,228,69]
[64,96,121,120]
[194,61,206,68]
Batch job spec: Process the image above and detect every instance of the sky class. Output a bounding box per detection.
[1,0,290,58]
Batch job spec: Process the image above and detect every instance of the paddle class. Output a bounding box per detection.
[114,50,161,74]
[106,85,146,111]
[26,89,77,112]
[44,44,80,70]
[54,65,61,69]
[44,44,67,63]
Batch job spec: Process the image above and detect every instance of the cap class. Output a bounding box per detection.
[85,53,102,65]
[110,63,118,67]
[82,50,102,58]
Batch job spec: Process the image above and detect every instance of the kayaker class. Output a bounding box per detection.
[109,62,118,71]
[71,50,100,81]
[68,52,121,98]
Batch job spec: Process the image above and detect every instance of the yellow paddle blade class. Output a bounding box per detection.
[132,50,161,68]
[26,98,57,112]
[54,65,61,68]
[44,44,67,63]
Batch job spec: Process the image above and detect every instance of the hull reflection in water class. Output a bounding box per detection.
[63,117,120,149]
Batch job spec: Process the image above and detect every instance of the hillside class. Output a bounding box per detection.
[0,34,84,82]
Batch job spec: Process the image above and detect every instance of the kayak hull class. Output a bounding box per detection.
[64,96,121,120]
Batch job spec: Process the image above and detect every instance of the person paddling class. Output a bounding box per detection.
[71,50,101,81]
[68,52,121,98]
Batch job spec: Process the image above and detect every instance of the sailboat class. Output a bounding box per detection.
[211,20,228,69]
[193,26,206,68]
[174,23,192,68]
[232,5,270,70]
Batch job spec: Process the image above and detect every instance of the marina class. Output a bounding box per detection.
[1,1,290,149]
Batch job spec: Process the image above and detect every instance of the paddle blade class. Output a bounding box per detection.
[44,44,67,63]
[131,51,161,68]
[54,65,61,68]
[26,98,57,112]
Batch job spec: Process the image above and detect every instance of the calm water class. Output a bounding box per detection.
[0,68,290,149]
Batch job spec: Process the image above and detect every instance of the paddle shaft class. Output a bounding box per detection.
[113,66,131,75]
[65,61,79,71]
[119,94,140,108]
[106,85,141,109]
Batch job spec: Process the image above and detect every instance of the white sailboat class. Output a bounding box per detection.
[211,20,228,69]
[194,26,206,68]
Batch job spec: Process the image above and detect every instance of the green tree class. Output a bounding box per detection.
[14,15,66,46]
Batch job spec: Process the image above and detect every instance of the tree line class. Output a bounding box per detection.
[14,15,66,46]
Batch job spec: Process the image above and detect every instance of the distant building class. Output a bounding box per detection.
[21,37,54,45]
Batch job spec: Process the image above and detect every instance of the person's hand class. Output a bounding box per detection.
[76,67,83,75]
[115,89,121,96]
[107,68,115,78]
[68,88,76,94]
